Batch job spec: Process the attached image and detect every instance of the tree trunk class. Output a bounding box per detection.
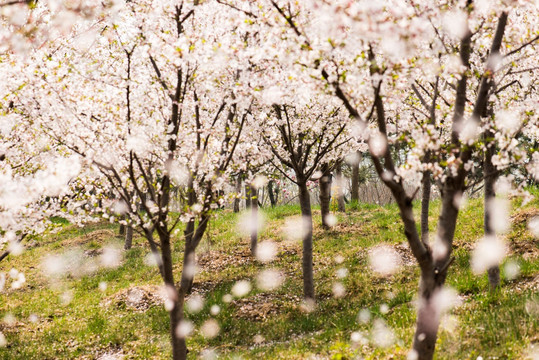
[412,275,442,360]
[484,129,500,290]
[351,151,360,203]
[298,181,315,300]
[250,185,258,256]
[319,164,332,228]
[124,225,133,250]
[245,184,251,209]
[157,231,188,360]
[233,176,241,213]
[268,180,276,207]
[335,163,346,212]
[421,171,431,244]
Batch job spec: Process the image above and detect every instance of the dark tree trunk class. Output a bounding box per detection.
[119,223,126,236]
[484,129,500,290]
[351,151,360,203]
[124,225,133,250]
[335,163,346,212]
[298,180,315,300]
[245,184,251,209]
[421,171,431,244]
[250,185,258,256]
[268,180,276,207]
[157,231,188,360]
[319,164,332,228]
[233,176,241,213]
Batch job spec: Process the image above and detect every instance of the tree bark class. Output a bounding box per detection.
[298,180,315,300]
[335,163,346,212]
[319,164,332,228]
[250,185,258,256]
[484,129,500,290]
[157,231,188,360]
[351,151,360,203]
[268,180,276,207]
[244,184,251,209]
[233,176,241,213]
[421,171,431,244]
[124,225,133,250]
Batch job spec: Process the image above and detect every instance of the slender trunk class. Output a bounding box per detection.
[250,185,258,256]
[351,151,360,203]
[245,184,251,209]
[157,230,188,360]
[319,164,332,228]
[484,129,500,290]
[421,171,431,244]
[335,163,346,212]
[268,180,276,207]
[233,177,241,213]
[298,180,315,300]
[119,223,126,236]
[124,225,133,250]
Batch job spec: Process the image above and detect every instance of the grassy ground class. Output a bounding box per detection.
[0,193,538,359]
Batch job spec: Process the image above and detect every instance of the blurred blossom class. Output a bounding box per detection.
[251,175,268,189]
[300,298,316,313]
[486,198,510,234]
[210,304,220,316]
[336,267,348,279]
[231,280,251,298]
[98,281,108,292]
[368,245,402,276]
[371,319,395,348]
[200,319,220,339]
[407,350,419,360]
[222,294,233,303]
[0,332,6,347]
[344,152,361,166]
[504,260,520,280]
[175,320,193,339]
[380,304,389,314]
[237,210,265,238]
[3,314,15,326]
[100,245,123,268]
[357,308,371,324]
[28,314,38,323]
[332,282,346,298]
[186,294,205,313]
[442,10,468,39]
[432,237,449,262]
[200,348,219,360]
[282,216,310,242]
[112,200,129,215]
[528,217,539,238]
[256,269,284,291]
[496,110,521,133]
[255,241,277,263]
[144,251,163,267]
[324,214,337,227]
[351,331,368,345]
[471,236,507,274]
[60,290,73,305]
[368,132,388,157]
[334,255,345,264]
[458,117,480,144]
[452,192,467,210]
[164,285,178,311]
[431,287,461,315]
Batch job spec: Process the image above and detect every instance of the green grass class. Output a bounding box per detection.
[0,195,538,359]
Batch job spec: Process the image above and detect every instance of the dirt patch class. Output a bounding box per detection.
[232,293,301,321]
[101,285,166,312]
[508,275,539,293]
[511,207,539,225]
[394,242,416,267]
[197,247,253,273]
[68,229,116,246]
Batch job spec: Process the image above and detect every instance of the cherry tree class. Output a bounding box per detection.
[260,0,538,358]
[13,1,261,358]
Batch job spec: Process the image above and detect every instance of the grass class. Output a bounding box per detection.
[0,194,538,359]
